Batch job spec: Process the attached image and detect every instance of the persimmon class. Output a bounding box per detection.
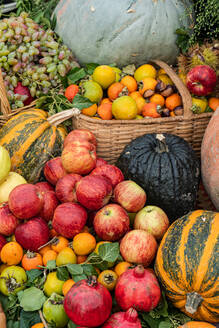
[77,255,87,264]
[139,77,157,95]
[135,96,146,114]
[120,75,137,93]
[101,98,112,104]
[114,261,131,276]
[97,102,113,120]
[142,103,161,118]
[62,279,75,296]
[208,97,219,111]
[39,245,51,256]
[165,93,182,111]
[129,91,141,100]
[150,94,165,107]
[107,82,126,101]
[81,104,97,117]
[51,236,69,253]
[64,84,79,102]
[43,249,57,266]
[22,251,43,271]
[1,241,23,265]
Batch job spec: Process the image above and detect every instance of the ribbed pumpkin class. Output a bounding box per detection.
[178,322,216,328]
[116,133,200,223]
[155,210,219,323]
[0,108,79,183]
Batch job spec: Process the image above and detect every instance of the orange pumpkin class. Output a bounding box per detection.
[201,108,219,210]
[178,322,216,328]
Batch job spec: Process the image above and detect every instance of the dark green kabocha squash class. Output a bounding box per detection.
[116,133,200,223]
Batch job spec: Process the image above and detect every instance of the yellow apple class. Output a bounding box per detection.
[0,172,27,203]
[0,146,11,184]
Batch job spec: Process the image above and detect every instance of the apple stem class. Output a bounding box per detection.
[39,310,49,328]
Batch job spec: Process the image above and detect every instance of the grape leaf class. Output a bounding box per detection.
[19,287,46,311]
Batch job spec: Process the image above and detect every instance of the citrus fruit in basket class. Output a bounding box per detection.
[134,64,157,82]
[81,103,97,117]
[208,97,219,111]
[82,80,103,103]
[92,65,116,89]
[112,96,137,120]
[120,75,138,93]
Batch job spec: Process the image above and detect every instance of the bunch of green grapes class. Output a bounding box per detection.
[0,12,77,108]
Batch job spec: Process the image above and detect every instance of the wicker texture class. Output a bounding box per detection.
[73,60,213,163]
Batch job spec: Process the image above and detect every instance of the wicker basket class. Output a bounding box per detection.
[73,60,213,163]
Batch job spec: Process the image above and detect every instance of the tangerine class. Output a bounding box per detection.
[97,102,113,120]
[150,94,165,107]
[73,232,96,256]
[1,241,23,265]
[107,82,126,101]
[62,279,75,296]
[120,75,137,93]
[165,93,182,111]
[208,97,219,111]
[43,249,57,266]
[114,261,131,276]
[81,103,97,117]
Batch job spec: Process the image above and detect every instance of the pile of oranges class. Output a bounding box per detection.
[64,64,184,120]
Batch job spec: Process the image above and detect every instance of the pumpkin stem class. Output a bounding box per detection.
[185,292,203,314]
[47,108,81,126]
[156,134,169,153]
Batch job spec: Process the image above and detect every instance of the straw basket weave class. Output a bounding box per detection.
[73,60,213,163]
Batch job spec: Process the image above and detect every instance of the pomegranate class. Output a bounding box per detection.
[15,217,50,251]
[14,82,34,105]
[102,308,142,328]
[115,265,161,312]
[64,276,112,327]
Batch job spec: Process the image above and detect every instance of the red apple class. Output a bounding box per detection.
[62,141,97,175]
[8,184,44,219]
[15,217,50,251]
[0,234,7,251]
[52,202,87,238]
[35,181,54,193]
[90,164,124,188]
[39,191,59,222]
[43,157,67,185]
[76,175,112,210]
[113,180,146,212]
[94,204,130,241]
[64,129,97,148]
[120,229,158,266]
[0,203,19,236]
[55,173,82,203]
[186,65,217,96]
[134,205,169,241]
[96,158,108,167]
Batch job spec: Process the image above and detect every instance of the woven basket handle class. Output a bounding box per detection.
[0,69,11,115]
[151,60,193,118]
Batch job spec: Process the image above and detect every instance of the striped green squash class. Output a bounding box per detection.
[155,210,219,323]
[0,109,67,183]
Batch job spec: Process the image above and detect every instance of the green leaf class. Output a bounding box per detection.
[68,321,80,328]
[159,321,172,328]
[26,269,43,283]
[46,260,57,270]
[81,264,98,276]
[57,267,69,281]
[85,63,99,75]
[67,67,86,85]
[19,310,41,328]
[140,312,161,328]
[72,94,94,110]
[67,264,83,275]
[98,242,120,262]
[72,274,87,282]
[19,287,46,311]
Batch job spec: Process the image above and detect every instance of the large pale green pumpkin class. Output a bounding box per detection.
[54,0,193,66]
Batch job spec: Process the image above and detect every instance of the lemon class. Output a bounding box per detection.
[112,96,137,120]
[134,64,157,82]
[44,272,64,296]
[56,247,77,266]
[92,65,116,89]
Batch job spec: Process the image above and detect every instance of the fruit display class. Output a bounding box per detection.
[116,133,200,222]
[0,12,77,108]
[201,108,219,210]
[155,210,219,322]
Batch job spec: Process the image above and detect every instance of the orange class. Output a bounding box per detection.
[120,75,137,93]
[77,255,87,264]
[129,91,141,100]
[1,241,23,265]
[31,324,44,328]
[208,97,219,111]
[139,77,158,95]
[39,245,51,256]
[107,82,126,101]
[56,247,77,266]
[114,261,131,276]
[150,94,165,107]
[73,232,96,256]
[51,236,69,253]
[43,249,57,266]
[112,96,137,120]
[62,279,75,296]
[92,65,116,89]
[135,96,146,114]
[97,102,113,120]
[64,84,79,102]
[134,64,157,82]
[101,98,112,104]
[81,103,97,117]
[142,103,161,118]
[165,93,182,111]
[22,251,43,271]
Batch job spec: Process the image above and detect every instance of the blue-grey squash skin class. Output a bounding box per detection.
[54,0,193,66]
[116,133,200,223]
